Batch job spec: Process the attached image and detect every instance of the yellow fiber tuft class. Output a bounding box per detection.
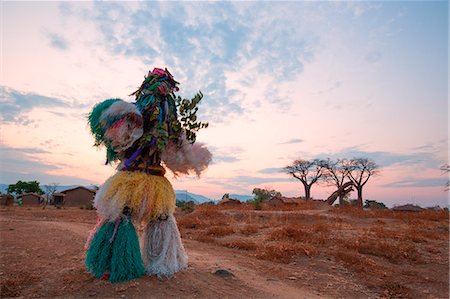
[100,171,175,226]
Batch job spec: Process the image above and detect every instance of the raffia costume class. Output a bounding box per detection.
[84,68,211,282]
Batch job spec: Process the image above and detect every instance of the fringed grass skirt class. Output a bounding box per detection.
[94,171,176,227]
[142,215,188,277]
[88,171,187,279]
[85,218,145,282]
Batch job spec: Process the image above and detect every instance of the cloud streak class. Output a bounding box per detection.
[46,33,69,50]
[383,177,447,188]
[210,146,244,164]
[83,1,320,121]
[0,86,70,125]
[0,144,93,185]
[314,146,444,168]
[281,138,304,145]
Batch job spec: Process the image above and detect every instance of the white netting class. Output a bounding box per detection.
[142,215,188,277]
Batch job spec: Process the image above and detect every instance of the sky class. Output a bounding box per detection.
[1,1,448,207]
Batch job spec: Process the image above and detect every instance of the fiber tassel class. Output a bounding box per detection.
[85,221,115,278]
[109,218,145,282]
[85,217,145,282]
[84,216,106,250]
[143,215,188,277]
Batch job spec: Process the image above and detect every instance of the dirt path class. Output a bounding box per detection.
[0,211,325,298]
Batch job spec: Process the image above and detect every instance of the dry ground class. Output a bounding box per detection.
[0,204,448,298]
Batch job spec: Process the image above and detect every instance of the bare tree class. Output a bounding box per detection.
[343,158,379,208]
[43,183,59,208]
[284,159,327,200]
[323,158,353,206]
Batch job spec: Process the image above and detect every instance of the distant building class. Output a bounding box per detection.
[53,192,66,207]
[17,193,44,206]
[392,204,423,212]
[0,194,14,206]
[61,186,96,207]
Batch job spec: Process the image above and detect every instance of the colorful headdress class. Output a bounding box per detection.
[88,67,211,176]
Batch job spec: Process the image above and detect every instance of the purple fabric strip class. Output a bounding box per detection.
[123,137,156,169]
[124,147,143,168]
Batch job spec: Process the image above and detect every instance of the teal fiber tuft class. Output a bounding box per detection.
[109,220,145,282]
[85,219,144,283]
[88,98,122,146]
[85,221,115,278]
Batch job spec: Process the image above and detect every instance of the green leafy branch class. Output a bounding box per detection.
[176,92,209,143]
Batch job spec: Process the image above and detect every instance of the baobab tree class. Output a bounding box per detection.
[284,159,327,200]
[323,158,353,206]
[343,158,379,208]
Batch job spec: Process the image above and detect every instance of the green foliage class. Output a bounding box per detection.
[176,92,209,143]
[364,200,387,209]
[222,193,230,200]
[251,188,282,210]
[7,180,44,195]
[252,188,282,202]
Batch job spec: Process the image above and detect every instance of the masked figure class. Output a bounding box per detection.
[84,68,211,282]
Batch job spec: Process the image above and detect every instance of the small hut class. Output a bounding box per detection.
[0,194,14,206]
[17,193,44,206]
[61,186,96,207]
[52,193,66,207]
[392,204,423,212]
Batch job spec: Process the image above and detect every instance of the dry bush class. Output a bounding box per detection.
[222,239,259,251]
[266,223,332,247]
[262,200,325,211]
[195,234,215,243]
[311,221,331,233]
[239,224,259,236]
[331,249,378,273]
[177,207,230,229]
[266,224,312,243]
[201,226,235,238]
[416,210,449,222]
[332,206,369,217]
[255,242,315,263]
[177,215,205,229]
[403,225,447,243]
[368,226,400,240]
[344,236,420,264]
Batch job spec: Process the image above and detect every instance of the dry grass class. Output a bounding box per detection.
[344,235,420,264]
[255,242,315,263]
[331,249,378,274]
[177,204,449,297]
[266,224,312,243]
[222,239,259,251]
[239,224,259,236]
[201,226,235,237]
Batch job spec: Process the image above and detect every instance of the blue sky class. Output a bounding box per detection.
[1,1,448,207]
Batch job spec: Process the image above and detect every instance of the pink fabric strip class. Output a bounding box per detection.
[109,218,122,244]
